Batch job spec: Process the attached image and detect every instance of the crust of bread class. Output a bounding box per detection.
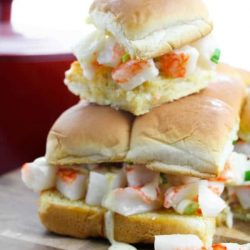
[239,92,250,142]
[200,74,246,118]
[45,101,134,165]
[39,190,216,247]
[89,0,212,59]
[127,93,238,177]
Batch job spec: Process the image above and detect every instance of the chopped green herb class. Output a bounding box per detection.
[244,170,250,181]
[233,139,239,145]
[210,48,221,64]
[121,53,130,63]
[183,202,199,215]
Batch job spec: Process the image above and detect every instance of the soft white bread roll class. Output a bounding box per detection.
[127,80,245,178]
[239,92,250,142]
[89,0,212,59]
[200,75,246,118]
[45,101,134,165]
[39,190,215,247]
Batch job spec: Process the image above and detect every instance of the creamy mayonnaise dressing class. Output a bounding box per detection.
[105,211,137,250]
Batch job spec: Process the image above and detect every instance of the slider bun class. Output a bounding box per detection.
[47,79,244,177]
[127,83,241,178]
[45,101,134,165]
[39,190,215,247]
[89,0,212,59]
[200,74,246,118]
[239,91,250,142]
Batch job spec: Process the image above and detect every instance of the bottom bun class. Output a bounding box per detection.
[39,190,215,247]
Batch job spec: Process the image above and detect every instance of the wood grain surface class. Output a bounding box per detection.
[0,170,249,250]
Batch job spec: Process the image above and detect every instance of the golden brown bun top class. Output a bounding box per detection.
[200,74,247,118]
[45,101,134,165]
[89,0,212,58]
[239,91,250,142]
[127,91,238,177]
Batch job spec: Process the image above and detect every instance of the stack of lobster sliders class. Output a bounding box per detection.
[65,0,220,115]
[21,0,249,249]
[22,75,246,249]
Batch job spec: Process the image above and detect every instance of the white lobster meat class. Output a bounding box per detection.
[112,59,159,90]
[103,186,161,216]
[56,168,87,200]
[73,30,106,80]
[125,164,159,187]
[21,157,57,192]
[198,181,227,217]
[158,46,199,78]
[140,174,160,200]
[174,46,199,76]
[164,180,226,217]
[154,234,204,250]
[86,170,126,206]
[97,37,125,67]
[85,171,109,206]
[192,34,218,70]
[154,234,250,250]
[214,152,250,185]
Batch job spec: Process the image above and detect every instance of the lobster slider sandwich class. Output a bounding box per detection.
[21,77,246,248]
[22,101,219,248]
[128,76,246,178]
[65,0,220,115]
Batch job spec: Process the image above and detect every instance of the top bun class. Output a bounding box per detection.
[127,94,238,178]
[89,0,212,59]
[46,101,134,165]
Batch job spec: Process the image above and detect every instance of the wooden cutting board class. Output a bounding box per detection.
[0,170,249,249]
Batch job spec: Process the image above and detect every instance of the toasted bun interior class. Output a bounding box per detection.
[39,190,215,247]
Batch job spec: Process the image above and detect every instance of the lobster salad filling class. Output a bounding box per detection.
[69,31,219,91]
[22,157,227,218]
[64,32,220,115]
[211,151,250,221]
[211,152,250,185]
